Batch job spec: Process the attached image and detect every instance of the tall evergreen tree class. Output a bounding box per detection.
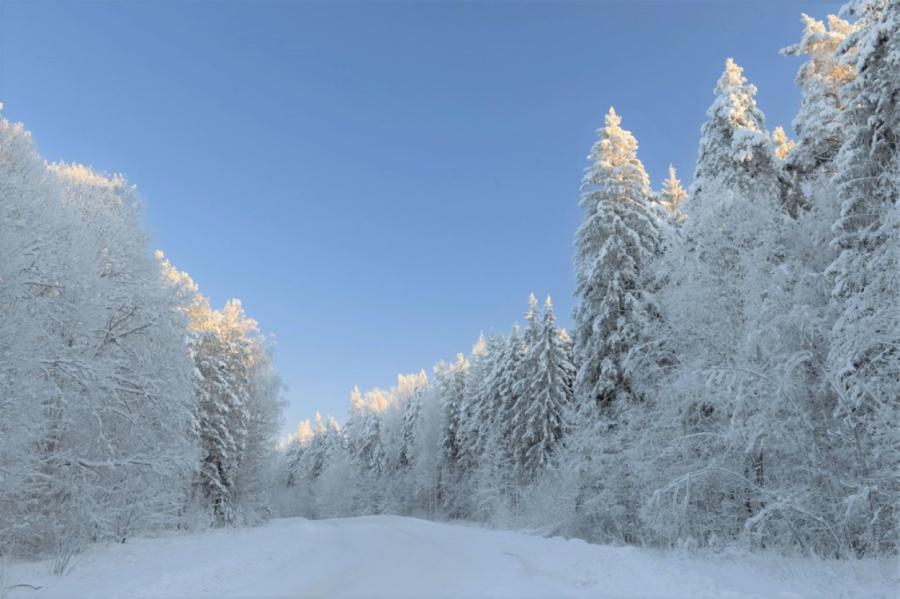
[458,334,489,472]
[347,388,386,477]
[826,0,899,555]
[652,57,790,547]
[498,326,525,465]
[781,13,858,178]
[510,294,541,477]
[573,107,661,415]
[689,59,780,215]
[397,373,427,472]
[435,353,468,514]
[191,300,258,525]
[517,297,572,482]
[465,333,506,466]
[438,353,468,470]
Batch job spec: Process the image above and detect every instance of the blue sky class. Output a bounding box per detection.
[1,0,841,432]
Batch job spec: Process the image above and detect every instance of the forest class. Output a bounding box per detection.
[0,0,897,567]
[275,2,899,558]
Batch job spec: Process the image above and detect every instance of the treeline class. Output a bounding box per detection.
[277,294,574,521]
[278,1,898,558]
[0,110,283,559]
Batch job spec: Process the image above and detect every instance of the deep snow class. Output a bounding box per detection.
[3,516,895,598]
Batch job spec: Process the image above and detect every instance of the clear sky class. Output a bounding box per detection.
[0,0,841,433]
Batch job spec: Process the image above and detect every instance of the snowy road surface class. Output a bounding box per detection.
[4,516,895,598]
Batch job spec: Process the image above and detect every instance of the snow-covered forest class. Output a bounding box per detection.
[276,1,899,559]
[0,115,284,558]
[0,0,897,576]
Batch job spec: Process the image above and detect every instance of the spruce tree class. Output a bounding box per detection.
[398,376,425,471]
[192,302,256,526]
[517,297,572,482]
[510,294,541,477]
[466,333,505,465]
[499,326,525,467]
[781,13,857,178]
[458,334,488,473]
[573,107,661,415]
[690,59,779,215]
[658,164,687,224]
[439,353,468,470]
[826,0,899,555]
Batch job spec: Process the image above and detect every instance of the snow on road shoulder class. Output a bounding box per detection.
[3,516,896,599]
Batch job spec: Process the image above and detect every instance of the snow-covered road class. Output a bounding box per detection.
[4,516,894,598]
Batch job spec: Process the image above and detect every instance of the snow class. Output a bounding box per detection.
[4,516,895,599]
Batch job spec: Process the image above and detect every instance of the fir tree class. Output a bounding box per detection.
[439,353,468,469]
[458,334,489,472]
[466,333,506,465]
[781,13,858,177]
[658,164,687,224]
[517,296,572,482]
[690,59,779,215]
[573,107,661,415]
[826,0,899,555]
[397,375,426,471]
[510,294,541,476]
